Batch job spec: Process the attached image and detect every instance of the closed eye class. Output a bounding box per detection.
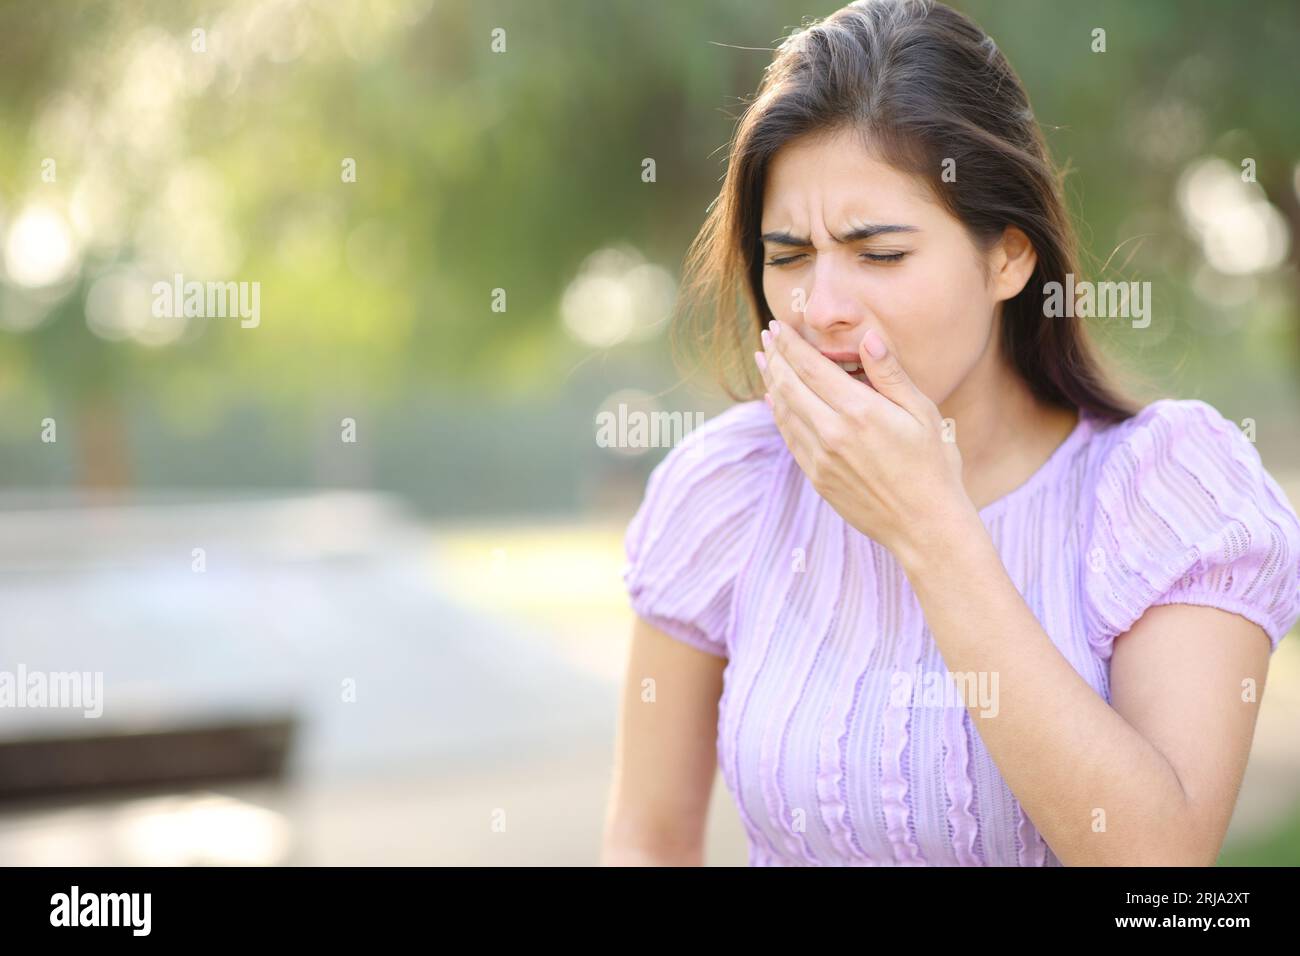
[764,252,907,267]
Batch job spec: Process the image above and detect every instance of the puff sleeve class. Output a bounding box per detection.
[1082,398,1300,661]
[622,401,784,658]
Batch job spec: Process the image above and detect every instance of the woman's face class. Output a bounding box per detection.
[759,127,1029,408]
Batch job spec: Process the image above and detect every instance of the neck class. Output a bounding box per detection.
[937,340,1078,511]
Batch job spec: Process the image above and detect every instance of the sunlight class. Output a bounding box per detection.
[3,203,80,289]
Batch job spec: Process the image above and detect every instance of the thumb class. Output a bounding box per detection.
[858,328,928,419]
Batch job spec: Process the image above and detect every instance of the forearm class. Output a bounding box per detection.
[894,507,1202,866]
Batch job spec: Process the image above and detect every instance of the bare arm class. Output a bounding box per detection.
[600,614,726,866]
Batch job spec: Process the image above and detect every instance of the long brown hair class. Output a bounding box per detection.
[672,0,1147,423]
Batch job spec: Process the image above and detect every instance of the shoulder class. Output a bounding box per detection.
[621,400,787,657]
[1082,398,1300,657]
[636,399,787,505]
[1089,397,1296,530]
[1093,397,1251,462]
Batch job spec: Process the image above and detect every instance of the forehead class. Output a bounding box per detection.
[760,129,935,229]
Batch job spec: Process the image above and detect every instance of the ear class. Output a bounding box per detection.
[988,226,1038,303]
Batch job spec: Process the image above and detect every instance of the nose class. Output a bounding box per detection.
[798,253,860,336]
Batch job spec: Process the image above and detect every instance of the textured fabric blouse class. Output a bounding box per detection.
[622,397,1300,866]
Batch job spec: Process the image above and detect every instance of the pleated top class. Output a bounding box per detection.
[621,397,1300,866]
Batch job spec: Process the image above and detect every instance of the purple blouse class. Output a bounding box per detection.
[622,398,1300,866]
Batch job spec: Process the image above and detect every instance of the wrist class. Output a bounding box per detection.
[891,493,989,580]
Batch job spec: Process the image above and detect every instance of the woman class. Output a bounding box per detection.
[601,0,1300,866]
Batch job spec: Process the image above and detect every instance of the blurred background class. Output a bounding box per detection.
[0,0,1298,865]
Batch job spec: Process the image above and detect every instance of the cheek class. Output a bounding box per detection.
[762,273,796,318]
[883,264,992,399]
[874,269,954,354]
[891,260,985,331]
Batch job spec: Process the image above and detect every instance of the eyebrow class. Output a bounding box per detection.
[759,223,919,246]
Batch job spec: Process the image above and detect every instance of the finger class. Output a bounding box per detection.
[858,327,936,423]
[768,385,822,482]
[755,348,822,470]
[762,323,840,438]
[768,318,876,416]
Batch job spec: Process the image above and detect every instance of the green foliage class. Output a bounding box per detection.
[0,0,1297,483]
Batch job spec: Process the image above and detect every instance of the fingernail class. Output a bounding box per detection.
[764,391,773,408]
[754,351,767,372]
[863,328,887,360]
[770,320,781,338]
[760,329,771,349]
